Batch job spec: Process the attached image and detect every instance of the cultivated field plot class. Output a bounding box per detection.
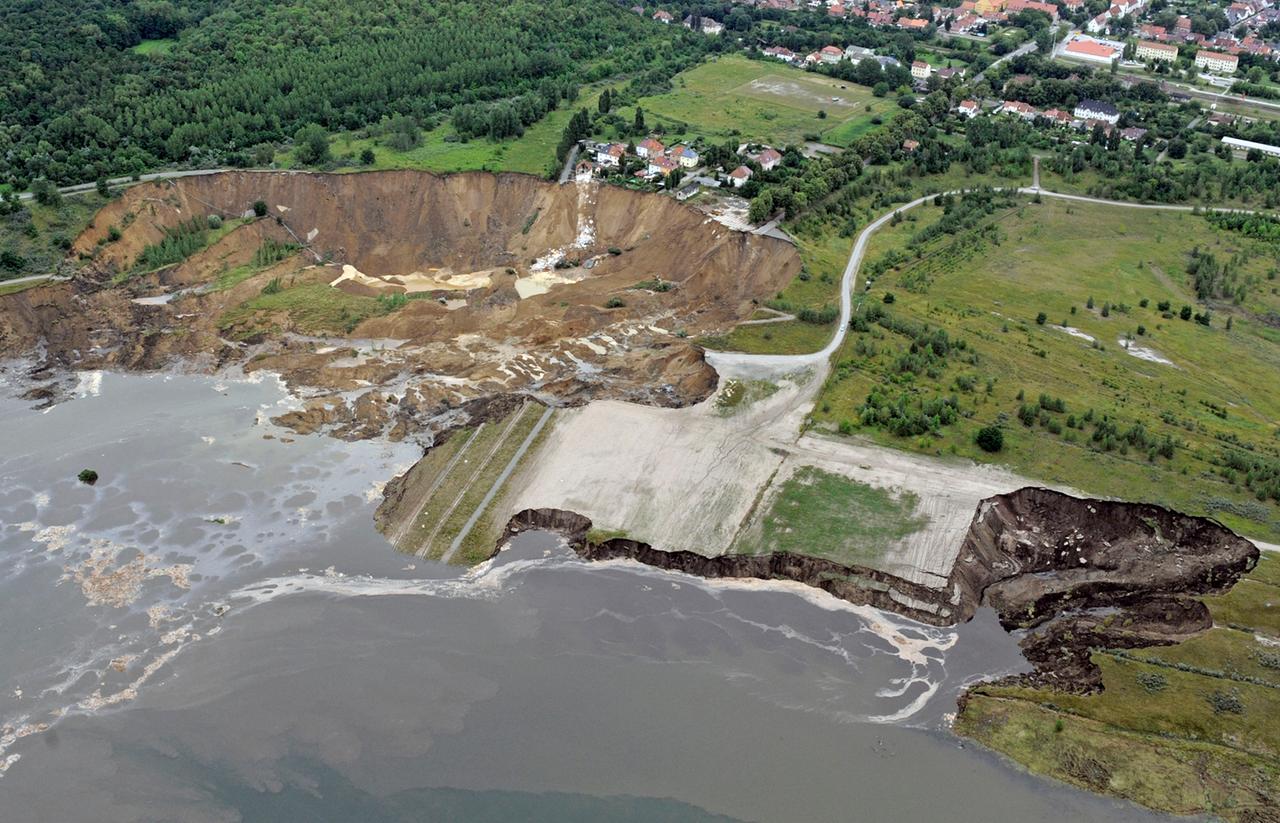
[814,196,1280,542]
[386,402,555,563]
[637,54,891,146]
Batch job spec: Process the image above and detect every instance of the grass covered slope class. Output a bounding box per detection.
[813,194,1280,542]
[956,554,1280,822]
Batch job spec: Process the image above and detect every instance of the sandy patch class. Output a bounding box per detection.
[1120,338,1176,367]
[330,264,493,294]
[514,268,591,299]
[1051,325,1095,343]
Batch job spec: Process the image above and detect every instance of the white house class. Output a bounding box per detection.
[844,44,876,62]
[757,148,782,171]
[819,45,844,63]
[1135,40,1178,62]
[911,60,933,80]
[595,143,625,167]
[1196,50,1239,74]
[1073,98,1120,124]
[728,165,753,187]
[636,137,665,159]
[957,99,980,118]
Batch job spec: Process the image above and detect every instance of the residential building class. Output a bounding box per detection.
[1042,108,1074,126]
[844,44,876,62]
[902,138,920,152]
[1135,40,1178,62]
[938,67,964,81]
[1000,100,1038,119]
[675,182,701,201]
[636,137,665,159]
[957,99,981,118]
[758,148,783,170]
[648,156,678,177]
[674,145,699,168]
[820,45,844,63]
[729,165,753,187]
[764,46,798,63]
[911,60,933,80]
[1073,98,1120,124]
[1196,50,1239,73]
[595,143,625,167]
[653,10,672,23]
[1120,127,1148,141]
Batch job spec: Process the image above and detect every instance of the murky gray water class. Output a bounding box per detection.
[0,370,1173,822]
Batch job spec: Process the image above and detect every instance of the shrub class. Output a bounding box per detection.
[77,469,99,485]
[253,200,268,217]
[1179,305,1192,321]
[1136,671,1167,693]
[360,148,376,165]
[1207,688,1244,715]
[883,292,896,304]
[605,296,625,308]
[106,226,122,242]
[261,277,283,295]
[976,425,1004,452]
[1035,311,1047,325]
[207,214,223,230]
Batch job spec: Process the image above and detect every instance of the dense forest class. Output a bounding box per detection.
[0,0,697,186]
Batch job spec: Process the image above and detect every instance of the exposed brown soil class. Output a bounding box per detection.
[501,487,1259,690]
[0,170,800,440]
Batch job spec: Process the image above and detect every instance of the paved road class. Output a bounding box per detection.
[971,40,1037,85]
[707,183,1271,379]
[19,168,231,201]
[0,273,67,288]
[558,145,580,184]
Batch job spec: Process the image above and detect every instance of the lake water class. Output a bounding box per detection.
[0,369,1174,822]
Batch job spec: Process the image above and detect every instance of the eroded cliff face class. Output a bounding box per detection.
[500,488,1259,691]
[1,170,799,438]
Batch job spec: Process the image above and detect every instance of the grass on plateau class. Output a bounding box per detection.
[956,553,1280,823]
[735,466,928,565]
[812,196,1280,543]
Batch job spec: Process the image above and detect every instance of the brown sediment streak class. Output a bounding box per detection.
[500,487,1258,691]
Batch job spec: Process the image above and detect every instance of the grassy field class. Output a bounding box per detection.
[391,403,552,562]
[130,38,176,55]
[956,554,1280,822]
[734,466,928,564]
[217,278,395,337]
[626,54,893,147]
[812,195,1280,543]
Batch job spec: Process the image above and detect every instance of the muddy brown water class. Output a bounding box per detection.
[0,368,1182,822]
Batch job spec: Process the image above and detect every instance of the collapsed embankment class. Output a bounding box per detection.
[501,487,1258,690]
[0,170,800,435]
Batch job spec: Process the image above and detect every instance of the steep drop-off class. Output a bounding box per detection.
[500,487,1259,689]
[1,170,800,436]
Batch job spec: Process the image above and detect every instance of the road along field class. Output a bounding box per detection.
[812,194,1280,544]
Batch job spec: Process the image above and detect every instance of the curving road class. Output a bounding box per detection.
[706,184,1270,380]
